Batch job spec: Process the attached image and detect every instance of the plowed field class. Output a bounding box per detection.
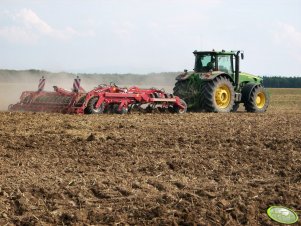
[0,108,301,225]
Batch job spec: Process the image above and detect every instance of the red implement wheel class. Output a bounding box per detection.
[85,97,105,114]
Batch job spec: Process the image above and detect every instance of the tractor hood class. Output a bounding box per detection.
[239,72,263,84]
[196,71,263,84]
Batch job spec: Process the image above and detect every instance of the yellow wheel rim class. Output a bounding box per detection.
[215,85,231,109]
[256,92,266,109]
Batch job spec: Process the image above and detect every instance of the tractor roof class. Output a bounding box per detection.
[193,50,238,55]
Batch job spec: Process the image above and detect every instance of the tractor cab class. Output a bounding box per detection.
[193,50,244,88]
[193,50,237,75]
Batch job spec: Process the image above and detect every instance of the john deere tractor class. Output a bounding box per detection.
[173,50,269,112]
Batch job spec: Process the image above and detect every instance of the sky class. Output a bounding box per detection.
[0,0,300,75]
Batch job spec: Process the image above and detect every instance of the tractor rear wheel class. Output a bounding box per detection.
[173,80,200,110]
[243,85,269,112]
[85,97,105,114]
[200,76,235,112]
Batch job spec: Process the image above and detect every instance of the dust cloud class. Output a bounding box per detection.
[0,70,180,111]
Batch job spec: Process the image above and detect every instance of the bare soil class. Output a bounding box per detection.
[0,111,301,225]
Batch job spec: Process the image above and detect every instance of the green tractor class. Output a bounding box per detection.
[173,50,269,112]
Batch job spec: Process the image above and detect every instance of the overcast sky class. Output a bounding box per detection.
[0,0,300,75]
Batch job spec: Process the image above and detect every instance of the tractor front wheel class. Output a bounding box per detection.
[243,85,269,112]
[200,76,235,112]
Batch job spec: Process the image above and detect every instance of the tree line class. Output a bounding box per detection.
[263,76,301,88]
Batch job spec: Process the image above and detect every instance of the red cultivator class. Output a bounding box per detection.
[9,77,187,114]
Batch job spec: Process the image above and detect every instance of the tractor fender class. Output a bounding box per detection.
[176,72,192,81]
[200,71,235,85]
[241,83,260,102]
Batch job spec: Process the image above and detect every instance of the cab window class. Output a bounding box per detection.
[194,54,216,72]
[218,55,233,74]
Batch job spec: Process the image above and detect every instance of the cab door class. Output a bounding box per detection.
[217,55,234,77]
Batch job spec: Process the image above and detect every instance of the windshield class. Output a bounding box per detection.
[194,54,216,72]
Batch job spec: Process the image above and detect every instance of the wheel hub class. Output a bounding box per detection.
[256,92,266,109]
[215,85,231,108]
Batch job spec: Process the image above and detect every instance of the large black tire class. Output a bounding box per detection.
[85,97,105,114]
[243,85,269,112]
[200,76,235,112]
[173,80,200,110]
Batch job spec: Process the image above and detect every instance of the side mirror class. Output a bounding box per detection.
[241,52,244,60]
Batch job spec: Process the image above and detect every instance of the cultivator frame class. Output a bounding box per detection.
[9,77,187,114]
